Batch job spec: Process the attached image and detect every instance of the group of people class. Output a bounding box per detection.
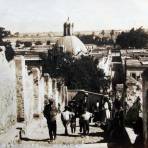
[43,94,142,145]
[43,98,93,142]
[61,105,92,136]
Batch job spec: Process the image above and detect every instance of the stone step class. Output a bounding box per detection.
[0,122,25,144]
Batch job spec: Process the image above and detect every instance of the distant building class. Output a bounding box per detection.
[122,49,148,81]
[56,18,88,56]
[126,58,148,80]
[63,17,74,36]
[111,49,124,84]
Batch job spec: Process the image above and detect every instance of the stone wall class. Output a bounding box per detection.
[0,47,17,134]
[0,48,68,135]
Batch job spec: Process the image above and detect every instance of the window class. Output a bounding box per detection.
[131,73,136,79]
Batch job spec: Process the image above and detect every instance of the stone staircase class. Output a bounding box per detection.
[0,122,25,146]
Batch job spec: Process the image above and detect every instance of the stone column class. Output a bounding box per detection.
[39,77,45,112]
[15,56,26,122]
[142,69,148,148]
[64,86,68,106]
[58,84,63,106]
[52,79,58,107]
[44,73,50,99]
[32,68,41,117]
[43,73,53,100]
[59,84,65,110]
[48,77,53,97]
[25,71,34,121]
[59,85,68,108]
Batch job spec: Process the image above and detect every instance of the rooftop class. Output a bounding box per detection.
[126,59,141,66]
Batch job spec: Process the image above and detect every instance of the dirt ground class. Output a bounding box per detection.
[21,114,104,145]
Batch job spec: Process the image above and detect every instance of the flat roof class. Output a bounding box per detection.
[126,59,141,66]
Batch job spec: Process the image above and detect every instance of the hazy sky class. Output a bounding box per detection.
[0,0,148,33]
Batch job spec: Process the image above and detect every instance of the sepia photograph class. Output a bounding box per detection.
[0,0,148,148]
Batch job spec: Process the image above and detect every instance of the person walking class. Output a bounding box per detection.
[81,108,92,135]
[70,112,76,133]
[43,99,58,141]
[61,106,74,135]
[104,100,110,122]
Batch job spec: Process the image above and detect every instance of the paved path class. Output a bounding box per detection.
[21,114,105,146]
[0,113,137,148]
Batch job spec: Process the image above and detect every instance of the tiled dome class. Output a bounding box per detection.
[56,36,87,55]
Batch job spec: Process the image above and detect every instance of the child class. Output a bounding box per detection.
[70,113,76,133]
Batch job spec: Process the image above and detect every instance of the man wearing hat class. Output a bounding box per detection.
[43,99,58,141]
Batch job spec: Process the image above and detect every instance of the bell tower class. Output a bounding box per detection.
[63,17,74,36]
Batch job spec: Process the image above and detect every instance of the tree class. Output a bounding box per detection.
[0,27,11,45]
[110,30,114,39]
[67,55,102,92]
[42,48,74,78]
[46,40,50,45]
[101,30,106,44]
[41,48,106,92]
[101,30,105,37]
[110,30,115,44]
[35,41,42,45]
[116,27,148,49]
[78,34,95,44]
[0,27,14,61]
[24,41,32,47]
[4,41,15,61]
[16,40,23,47]
[14,32,19,37]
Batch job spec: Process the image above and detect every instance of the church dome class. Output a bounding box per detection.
[56,36,87,55]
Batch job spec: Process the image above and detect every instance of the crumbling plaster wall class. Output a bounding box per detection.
[0,47,17,134]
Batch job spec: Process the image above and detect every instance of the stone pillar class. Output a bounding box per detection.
[52,79,58,107]
[58,84,63,106]
[142,69,148,148]
[32,68,41,117]
[59,84,65,110]
[39,77,45,112]
[43,73,52,97]
[15,56,26,122]
[44,73,50,99]
[59,85,68,108]
[64,86,68,106]
[48,77,53,97]
[25,71,34,121]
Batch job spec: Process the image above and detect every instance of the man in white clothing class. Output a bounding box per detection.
[61,106,74,135]
[81,108,92,135]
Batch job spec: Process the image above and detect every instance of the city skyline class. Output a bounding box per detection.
[0,0,148,33]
